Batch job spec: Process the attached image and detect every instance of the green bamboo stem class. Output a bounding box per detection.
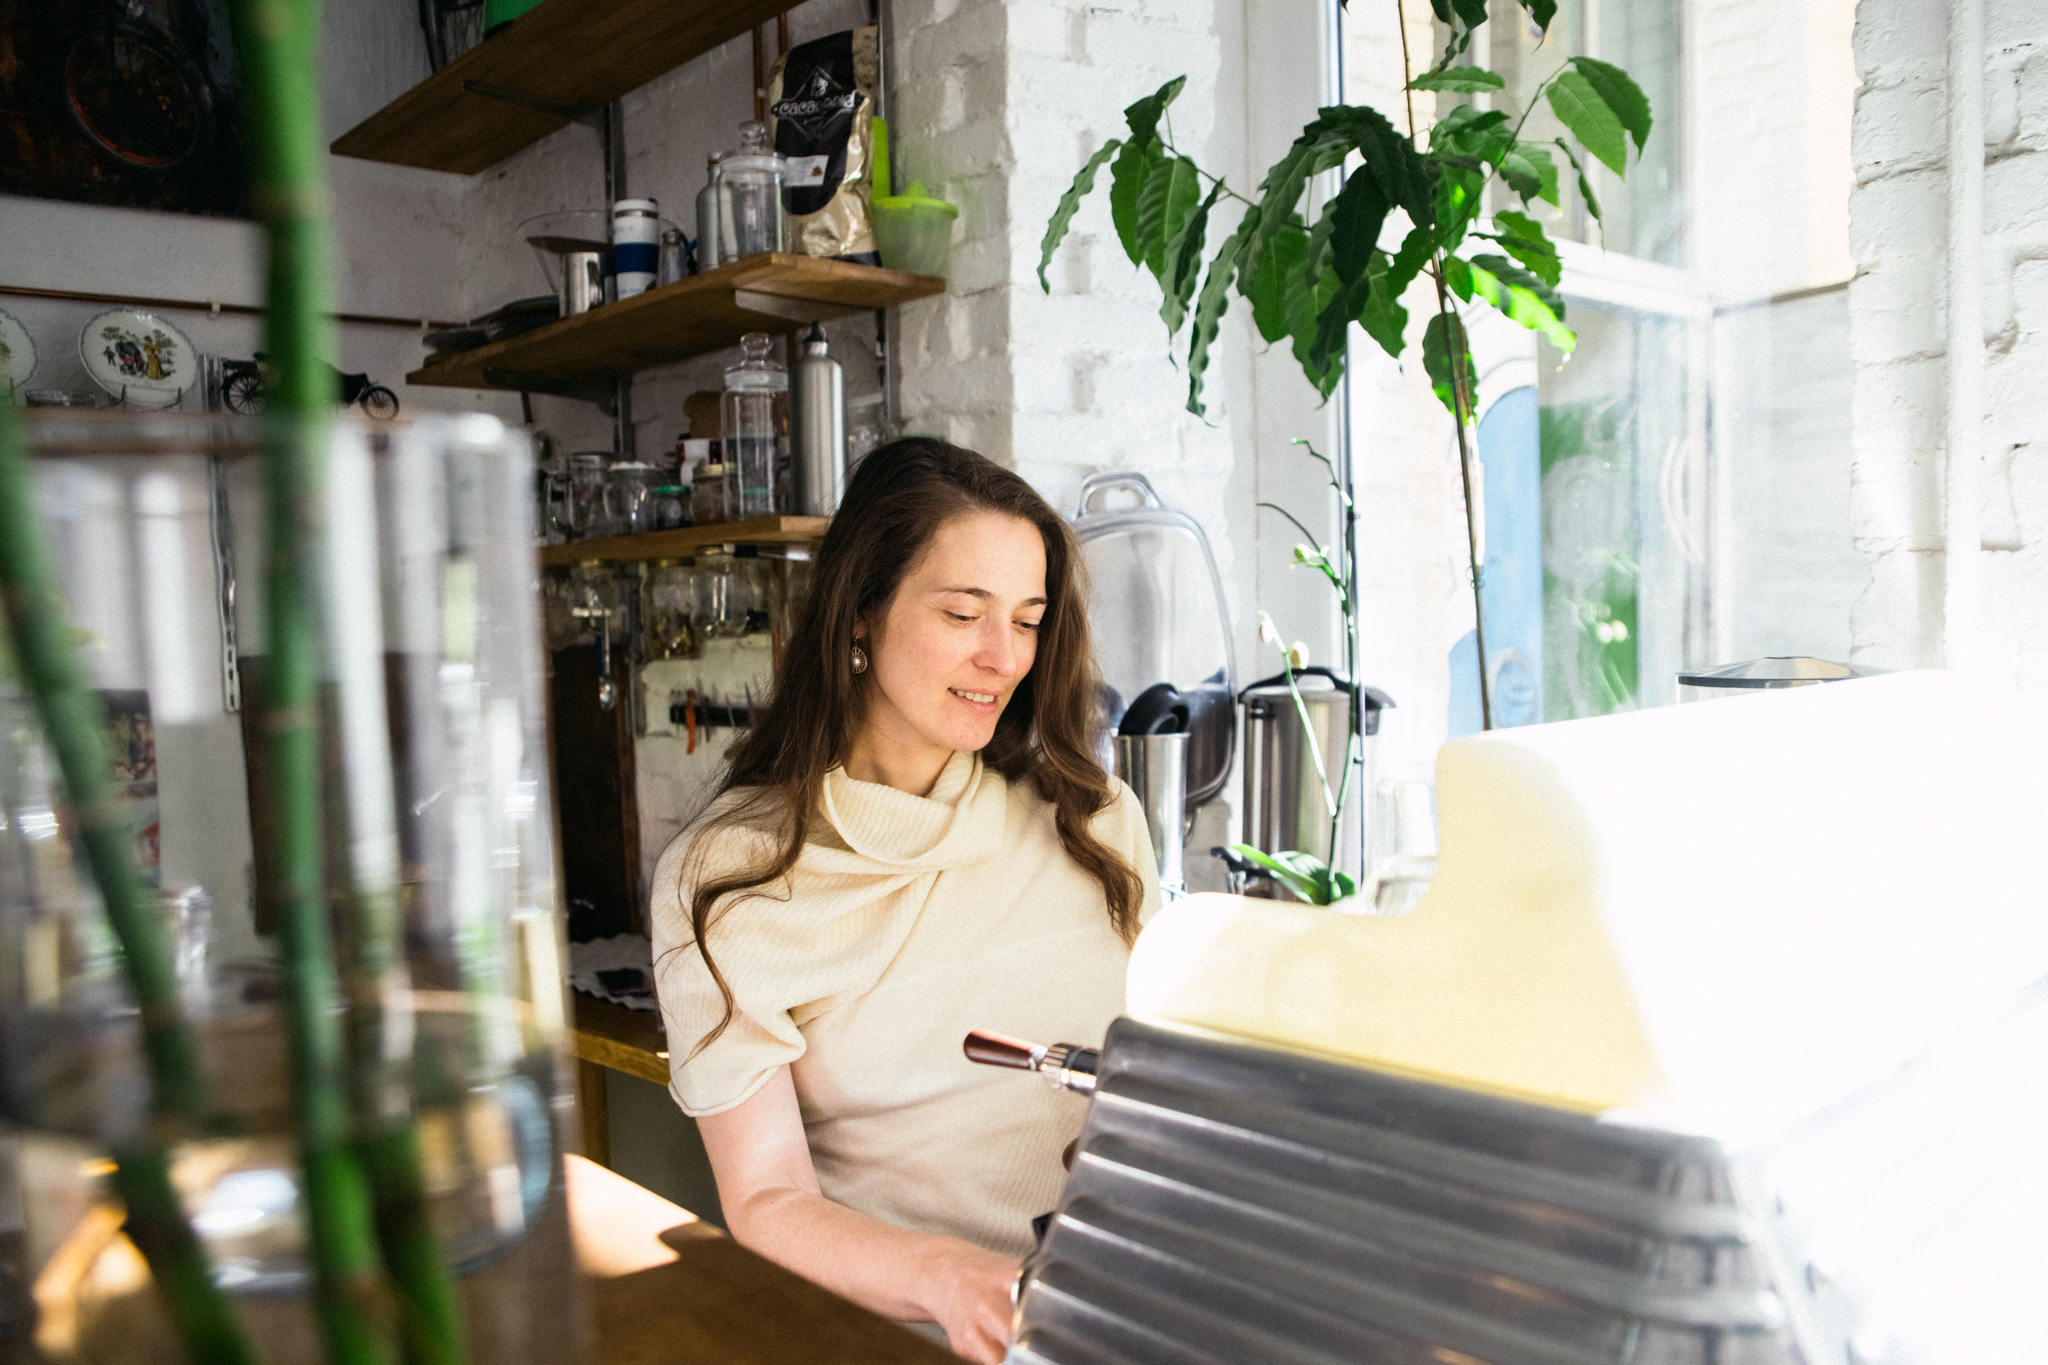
[0,393,261,1365]
[224,1,396,1361]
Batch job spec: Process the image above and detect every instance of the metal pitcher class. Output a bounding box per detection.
[1116,732,1188,898]
[1240,669,1393,886]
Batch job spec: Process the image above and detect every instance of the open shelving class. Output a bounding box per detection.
[332,0,794,175]
[538,515,828,567]
[409,254,941,398]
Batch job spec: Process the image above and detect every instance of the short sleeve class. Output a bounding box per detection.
[648,821,803,1116]
[649,809,924,1118]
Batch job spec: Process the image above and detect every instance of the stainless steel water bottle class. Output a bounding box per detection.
[791,323,845,517]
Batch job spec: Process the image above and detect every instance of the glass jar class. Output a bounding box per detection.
[642,560,698,660]
[602,460,661,536]
[563,450,609,539]
[722,332,788,520]
[0,413,579,1361]
[692,552,745,639]
[722,121,784,259]
[658,228,687,286]
[690,460,727,524]
[653,483,689,530]
[846,391,889,470]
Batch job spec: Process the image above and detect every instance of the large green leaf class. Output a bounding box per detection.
[1520,0,1558,32]
[1356,249,1408,359]
[1309,274,1368,389]
[1423,309,1476,420]
[1037,137,1122,292]
[1186,219,1249,415]
[1138,156,1201,280]
[1108,139,1162,265]
[1489,208,1561,285]
[1122,75,1186,149]
[1466,252,1574,350]
[1547,70,1627,174]
[1502,140,1560,207]
[1159,178,1224,335]
[1441,254,1475,302]
[1227,844,1331,904]
[1430,0,1488,28]
[1384,224,1435,298]
[1283,249,1342,385]
[1348,105,1435,228]
[1243,218,1305,345]
[1553,138,1603,222]
[1408,66,1505,93]
[1431,105,1511,161]
[1571,57,1651,155]
[1330,169,1391,286]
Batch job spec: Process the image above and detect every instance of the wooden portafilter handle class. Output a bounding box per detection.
[963,1029,1101,1095]
[963,1029,1044,1070]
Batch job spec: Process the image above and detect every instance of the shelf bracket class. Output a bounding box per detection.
[461,80,604,128]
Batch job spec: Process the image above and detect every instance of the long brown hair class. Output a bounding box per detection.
[672,437,1142,1053]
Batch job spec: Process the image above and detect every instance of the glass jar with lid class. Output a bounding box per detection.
[723,331,788,520]
[721,120,784,258]
[603,460,661,536]
[691,459,727,524]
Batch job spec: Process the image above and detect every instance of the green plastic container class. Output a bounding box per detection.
[872,181,957,277]
[483,0,546,36]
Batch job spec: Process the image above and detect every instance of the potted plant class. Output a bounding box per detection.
[1038,0,1653,903]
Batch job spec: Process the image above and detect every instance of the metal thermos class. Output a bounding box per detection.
[792,323,845,517]
[1240,669,1392,882]
[1115,732,1188,897]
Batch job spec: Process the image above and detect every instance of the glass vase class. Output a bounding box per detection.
[0,411,581,1364]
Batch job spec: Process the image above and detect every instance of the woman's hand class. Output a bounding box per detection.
[697,1067,1024,1360]
[922,1241,1020,1363]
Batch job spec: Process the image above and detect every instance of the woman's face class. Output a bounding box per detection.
[859,510,1048,766]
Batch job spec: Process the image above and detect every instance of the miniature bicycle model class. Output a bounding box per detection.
[220,353,401,419]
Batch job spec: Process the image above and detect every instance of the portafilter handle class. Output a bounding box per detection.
[963,1029,1100,1095]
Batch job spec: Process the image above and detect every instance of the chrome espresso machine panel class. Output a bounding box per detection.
[1010,1008,2048,1365]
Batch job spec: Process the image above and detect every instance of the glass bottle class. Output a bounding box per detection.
[722,332,788,520]
[722,121,785,259]
[695,153,726,270]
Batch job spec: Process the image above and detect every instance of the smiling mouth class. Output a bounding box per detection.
[950,688,999,705]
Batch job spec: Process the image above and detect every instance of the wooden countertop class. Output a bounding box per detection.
[30,1152,961,1363]
[569,1155,961,1364]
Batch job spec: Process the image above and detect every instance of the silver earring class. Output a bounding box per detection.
[851,643,869,674]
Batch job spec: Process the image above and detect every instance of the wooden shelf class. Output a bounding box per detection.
[409,254,942,395]
[332,0,794,174]
[572,992,669,1086]
[540,515,827,566]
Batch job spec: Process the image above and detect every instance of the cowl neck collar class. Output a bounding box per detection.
[817,749,1005,871]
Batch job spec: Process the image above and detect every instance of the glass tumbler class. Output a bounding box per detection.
[722,333,788,520]
[0,412,580,1363]
[564,451,609,539]
[691,552,744,639]
[642,561,698,661]
[602,461,660,537]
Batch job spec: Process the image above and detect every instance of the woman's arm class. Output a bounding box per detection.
[696,1066,1020,1363]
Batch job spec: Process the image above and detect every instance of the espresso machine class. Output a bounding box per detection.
[972,671,2048,1365]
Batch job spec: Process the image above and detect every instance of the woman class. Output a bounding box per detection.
[651,438,1159,1361]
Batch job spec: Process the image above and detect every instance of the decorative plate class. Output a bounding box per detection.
[79,308,196,409]
[0,306,36,394]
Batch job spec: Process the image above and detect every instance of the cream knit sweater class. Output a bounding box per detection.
[650,750,1158,1260]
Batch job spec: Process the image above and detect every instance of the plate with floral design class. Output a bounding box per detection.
[0,307,36,395]
[80,309,196,408]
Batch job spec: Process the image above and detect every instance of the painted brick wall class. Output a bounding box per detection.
[1850,0,2048,684]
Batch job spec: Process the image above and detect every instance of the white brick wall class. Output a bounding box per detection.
[1850,0,2048,681]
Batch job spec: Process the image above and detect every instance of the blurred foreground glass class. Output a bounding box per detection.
[0,412,581,1363]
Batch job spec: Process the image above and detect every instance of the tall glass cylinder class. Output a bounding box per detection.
[0,412,580,1363]
[721,333,788,520]
[721,121,784,258]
